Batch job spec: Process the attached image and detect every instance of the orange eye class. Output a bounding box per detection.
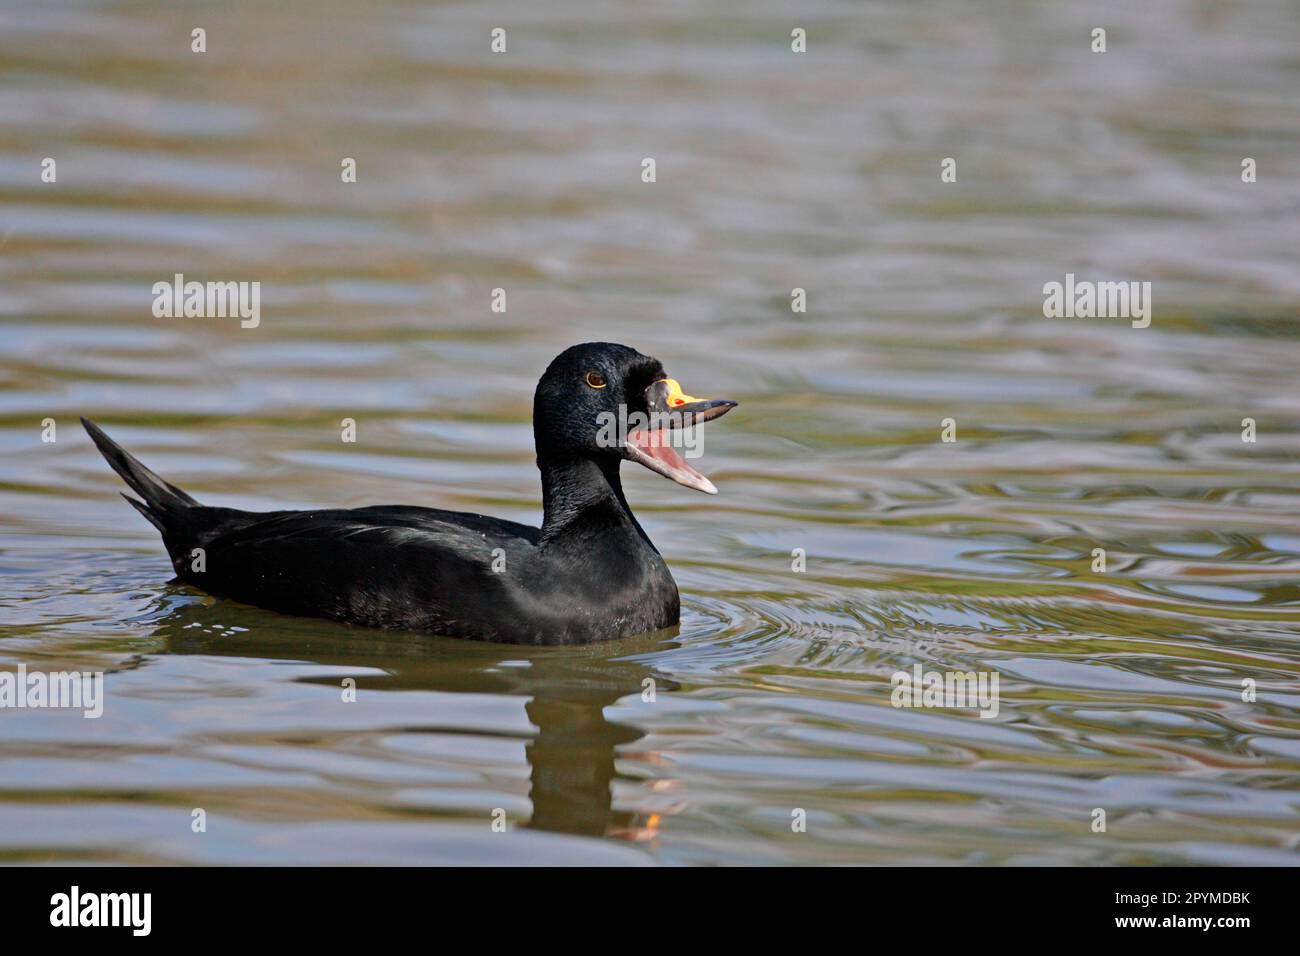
[585,371,607,389]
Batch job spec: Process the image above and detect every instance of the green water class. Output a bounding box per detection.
[2,0,1299,864]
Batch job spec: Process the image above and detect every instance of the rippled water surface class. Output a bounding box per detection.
[3,0,1300,864]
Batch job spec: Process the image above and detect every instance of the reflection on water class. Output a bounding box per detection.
[2,0,1300,864]
[156,598,659,842]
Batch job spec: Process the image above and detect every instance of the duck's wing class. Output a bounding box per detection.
[180,507,541,635]
[343,505,540,543]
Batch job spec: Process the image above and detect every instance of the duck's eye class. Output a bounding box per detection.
[585,371,607,389]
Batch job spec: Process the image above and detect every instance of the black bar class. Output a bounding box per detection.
[0,866,1283,941]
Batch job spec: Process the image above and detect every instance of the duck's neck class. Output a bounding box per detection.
[537,454,652,549]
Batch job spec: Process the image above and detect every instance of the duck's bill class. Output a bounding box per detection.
[644,378,737,427]
[626,379,738,494]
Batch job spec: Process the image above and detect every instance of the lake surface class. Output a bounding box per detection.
[2,0,1299,864]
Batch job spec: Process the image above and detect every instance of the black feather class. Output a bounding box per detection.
[82,417,198,519]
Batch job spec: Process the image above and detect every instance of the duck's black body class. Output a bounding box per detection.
[101,484,679,645]
[84,343,735,645]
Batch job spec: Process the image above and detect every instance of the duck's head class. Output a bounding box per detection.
[533,342,738,494]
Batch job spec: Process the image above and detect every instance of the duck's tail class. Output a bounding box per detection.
[81,417,200,537]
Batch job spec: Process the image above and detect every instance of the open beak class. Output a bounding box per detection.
[624,378,737,494]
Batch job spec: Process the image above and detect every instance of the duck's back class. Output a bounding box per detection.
[180,505,543,639]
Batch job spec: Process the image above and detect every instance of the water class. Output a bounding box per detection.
[2,0,1300,864]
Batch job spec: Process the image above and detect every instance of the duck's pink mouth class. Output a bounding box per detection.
[625,427,717,494]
